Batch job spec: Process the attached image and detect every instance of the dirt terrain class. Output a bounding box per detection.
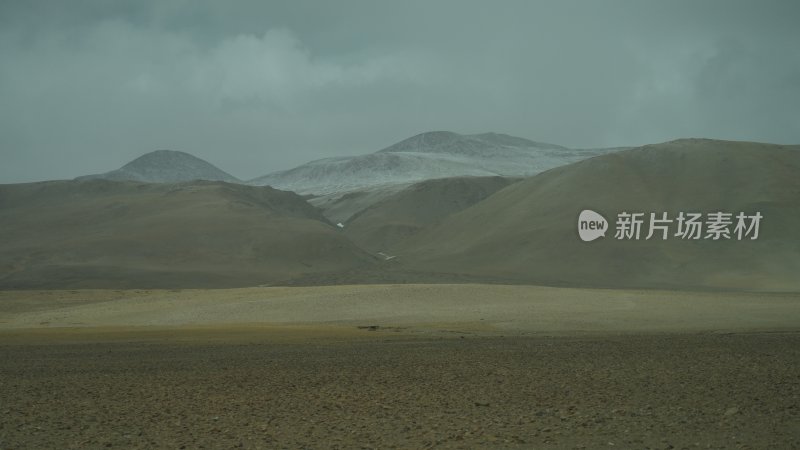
[1,285,799,448]
[1,329,798,449]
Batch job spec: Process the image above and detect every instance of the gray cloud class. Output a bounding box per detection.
[1,0,799,183]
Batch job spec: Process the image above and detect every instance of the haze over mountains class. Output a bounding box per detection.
[3,133,798,291]
[77,132,621,191]
[250,131,627,196]
[73,131,628,223]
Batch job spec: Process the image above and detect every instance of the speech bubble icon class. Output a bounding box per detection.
[578,209,608,242]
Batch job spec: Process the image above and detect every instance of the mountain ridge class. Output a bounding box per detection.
[0,179,374,289]
[249,131,626,196]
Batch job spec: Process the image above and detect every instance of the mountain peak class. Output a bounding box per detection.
[136,149,191,157]
[122,149,210,170]
[78,150,240,184]
[377,131,463,153]
[250,131,620,196]
[468,132,566,149]
[377,131,567,155]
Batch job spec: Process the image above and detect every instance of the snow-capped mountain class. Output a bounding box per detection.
[77,150,240,184]
[249,131,626,195]
[377,131,567,155]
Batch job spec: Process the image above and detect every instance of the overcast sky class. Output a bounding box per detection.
[1,0,799,183]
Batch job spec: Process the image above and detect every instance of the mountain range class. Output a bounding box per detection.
[249,131,627,196]
[5,133,796,291]
[79,132,626,194]
[77,131,629,223]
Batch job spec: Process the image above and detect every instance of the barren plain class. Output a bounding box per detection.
[1,285,799,449]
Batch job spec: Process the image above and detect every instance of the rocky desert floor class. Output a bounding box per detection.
[1,285,799,449]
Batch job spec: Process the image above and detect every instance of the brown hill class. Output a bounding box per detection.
[392,139,800,291]
[343,176,516,252]
[0,179,376,288]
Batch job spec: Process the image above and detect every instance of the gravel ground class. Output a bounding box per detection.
[1,331,799,449]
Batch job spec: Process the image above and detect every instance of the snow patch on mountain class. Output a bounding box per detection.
[250,131,626,195]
